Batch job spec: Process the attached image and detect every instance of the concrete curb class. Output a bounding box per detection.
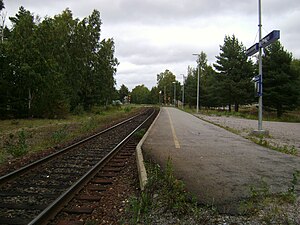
[136,108,161,191]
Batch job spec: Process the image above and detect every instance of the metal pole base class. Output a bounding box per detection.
[251,129,269,137]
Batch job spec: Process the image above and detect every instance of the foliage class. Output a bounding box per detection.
[184,66,197,107]
[131,84,150,104]
[185,53,223,108]
[213,35,255,112]
[134,128,146,139]
[0,0,4,11]
[0,6,118,119]
[249,136,298,156]
[240,173,299,224]
[156,69,181,105]
[123,105,132,113]
[0,106,141,164]
[4,129,28,157]
[149,86,159,104]
[125,158,212,224]
[263,41,300,117]
[118,84,129,102]
[51,125,68,143]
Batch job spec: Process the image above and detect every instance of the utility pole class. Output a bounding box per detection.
[164,86,166,105]
[173,81,176,107]
[258,0,263,131]
[192,54,200,113]
[181,74,185,109]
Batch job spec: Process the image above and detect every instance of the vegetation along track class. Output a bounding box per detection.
[0,107,158,225]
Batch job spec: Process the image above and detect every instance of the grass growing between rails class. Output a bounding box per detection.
[0,105,140,165]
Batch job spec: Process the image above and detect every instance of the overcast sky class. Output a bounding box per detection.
[3,0,300,90]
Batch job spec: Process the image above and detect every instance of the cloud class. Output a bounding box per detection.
[3,0,300,90]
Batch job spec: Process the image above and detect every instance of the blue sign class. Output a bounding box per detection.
[246,43,259,56]
[260,30,280,48]
[252,75,262,97]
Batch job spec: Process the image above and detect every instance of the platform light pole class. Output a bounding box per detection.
[192,54,200,113]
[173,81,176,107]
[181,74,185,109]
[258,0,263,131]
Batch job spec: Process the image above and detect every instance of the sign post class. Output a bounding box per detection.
[246,0,280,135]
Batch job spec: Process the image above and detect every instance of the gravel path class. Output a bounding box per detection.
[196,114,300,153]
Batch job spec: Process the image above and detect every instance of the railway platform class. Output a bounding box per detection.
[142,107,300,213]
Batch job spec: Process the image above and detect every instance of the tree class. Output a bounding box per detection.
[157,69,177,104]
[95,38,118,106]
[119,84,129,102]
[184,52,221,109]
[149,86,159,104]
[7,7,39,117]
[0,7,119,118]
[214,35,254,111]
[184,66,197,107]
[187,52,209,108]
[131,85,150,104]
[0,0,4,11]
[262,41,300,117]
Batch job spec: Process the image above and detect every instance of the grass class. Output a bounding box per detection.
[240,172,300,224]
[4,129,29,157]
[199,116,298,156]
[134,128,146,139]
[124,158,300,224]
[183,106,299,156]
[183,106,300,123]
[249,136,298,156]
[0,105,141,164]
[125,158,215,224]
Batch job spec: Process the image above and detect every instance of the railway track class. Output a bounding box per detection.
[0,107,157,225]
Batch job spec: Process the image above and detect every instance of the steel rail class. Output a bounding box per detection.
[0,110,145,185]
[28,108,155,225]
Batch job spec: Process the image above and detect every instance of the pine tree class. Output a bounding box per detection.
[262,41,300,117]
[214,35,254,111]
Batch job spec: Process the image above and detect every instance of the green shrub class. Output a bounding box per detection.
[4,130,28,157]
[124,106,132,113]
[126,158,200,223]
[51,125,68,143]
[134,128,146,139]
[81,116,97,132]
[91,106,105,115]
[73,104,85,115]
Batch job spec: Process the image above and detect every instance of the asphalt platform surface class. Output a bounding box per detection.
[142,107,300,213]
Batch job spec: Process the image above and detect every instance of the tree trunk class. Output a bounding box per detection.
[28,88,32,110]
[277,104,283,118]
[228,104,231,112]
[234,103,239,112]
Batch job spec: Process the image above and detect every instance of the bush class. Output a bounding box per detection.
[124,106,132,113]
[73,104,85,115]
[4,130,29,157]
[51,125,68,143]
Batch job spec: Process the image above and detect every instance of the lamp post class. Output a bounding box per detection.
[173,81,176,107]
[258,0,263,132]
[192,54,200,113]
[181,74,185,109]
